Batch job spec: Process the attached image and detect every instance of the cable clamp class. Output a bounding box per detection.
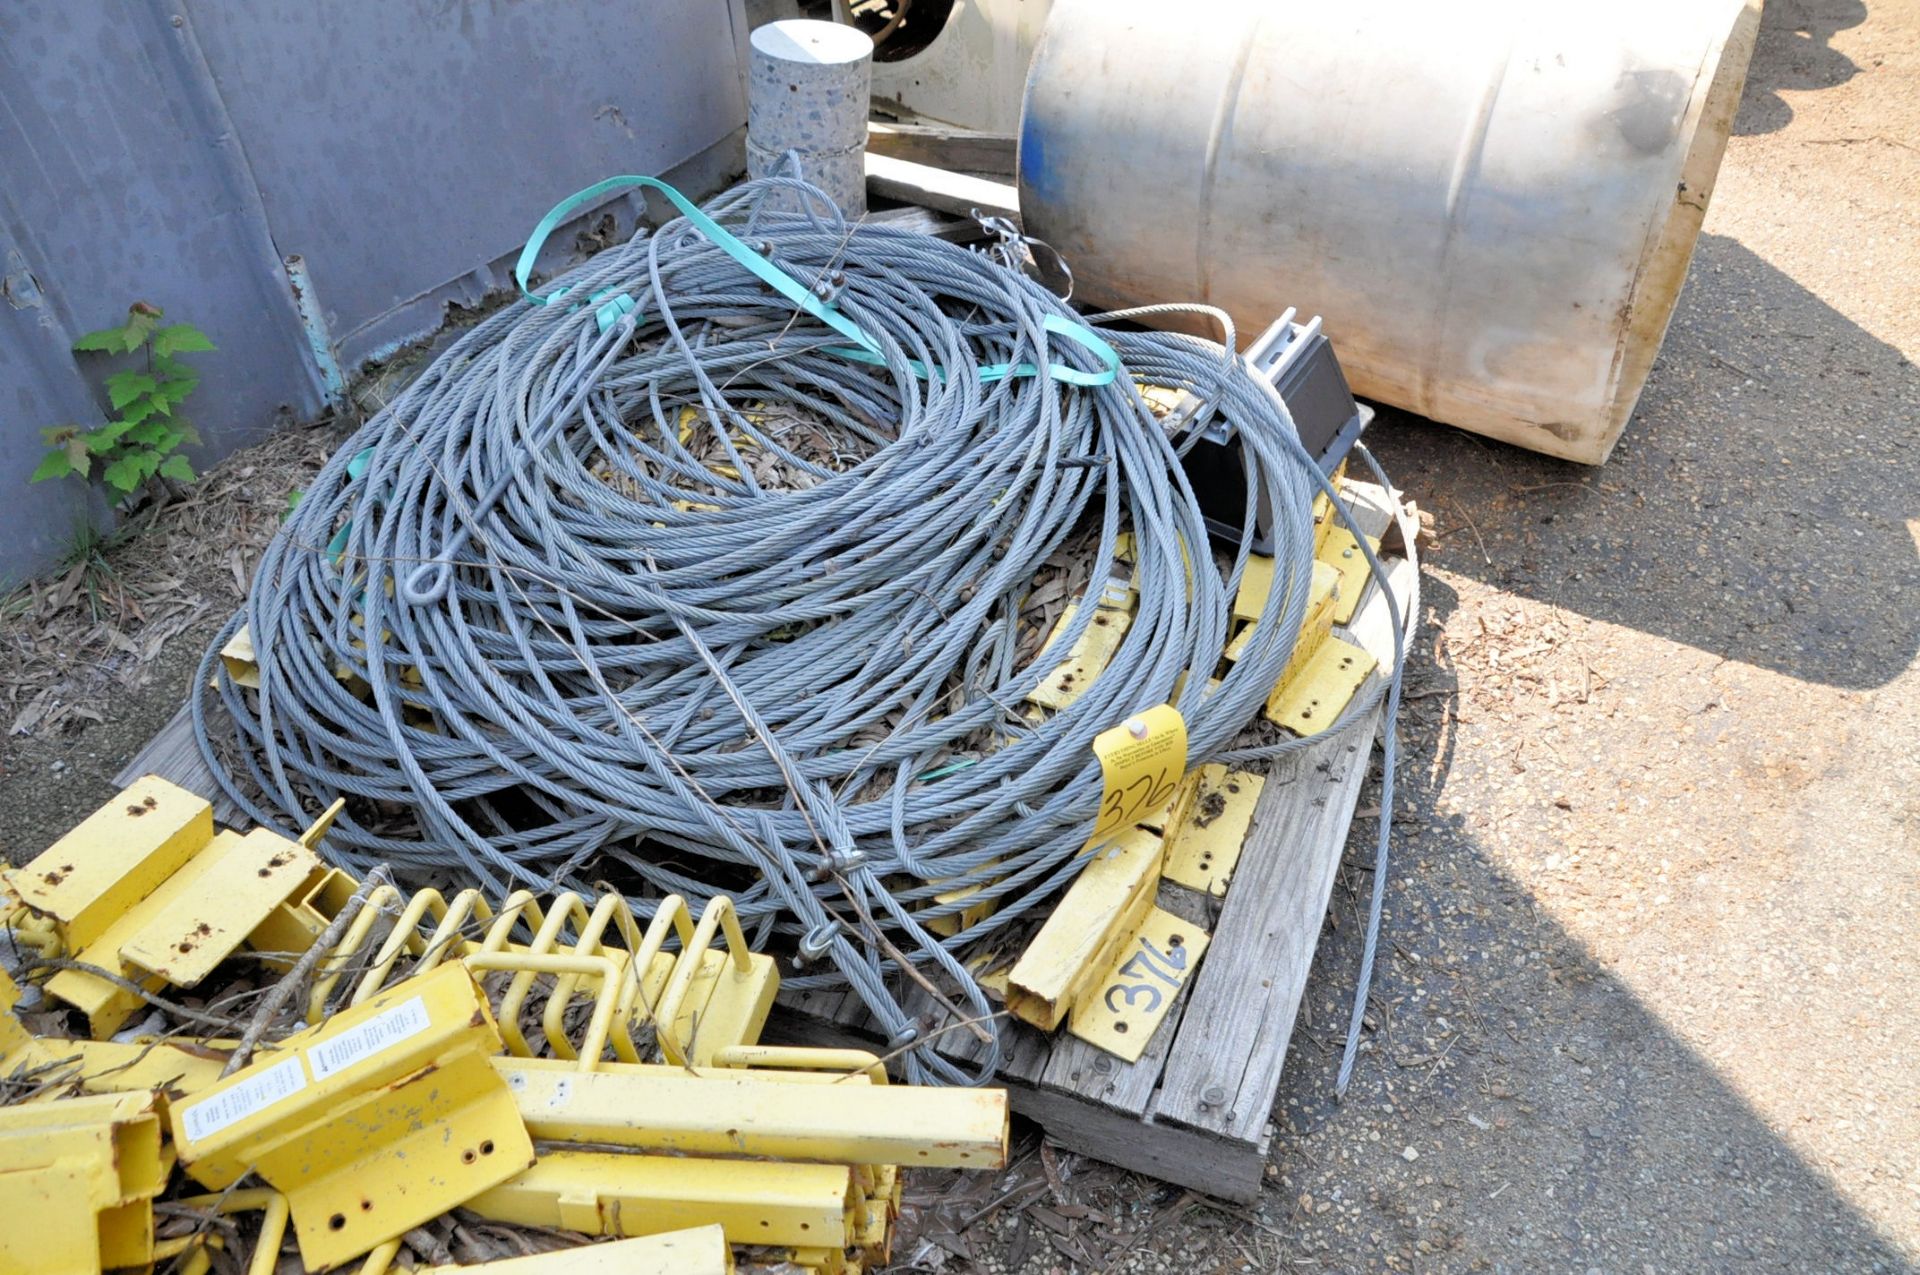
[796,922,839,963]
[810,847,865,880]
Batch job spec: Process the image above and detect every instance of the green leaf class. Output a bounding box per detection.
[157,454,196,483]
[86,419,133,452]
[72,325,132,354]
[105,371,158,410]
[118,398,159,427]
[102,454,143,492]
[29,451,72,482]
[125,420,169,446]
[153,324,215,358]
[122,307,159,349]
[155,375,197,408]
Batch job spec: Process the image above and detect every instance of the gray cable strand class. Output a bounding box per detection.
[191,174,1402,1085]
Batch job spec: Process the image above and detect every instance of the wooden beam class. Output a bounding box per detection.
[866,122,1018,177]
[113,702,242,825]
[864,152,1018,222]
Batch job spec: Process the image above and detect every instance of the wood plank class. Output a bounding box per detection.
[1008,1088,1266,1204]
[1343,556,1419,669]
[1148,715,1376,1141]
[865,122,1017,177]
[113,702,242,825]
[864,153,1018,222]
[1150,553,1413,1141]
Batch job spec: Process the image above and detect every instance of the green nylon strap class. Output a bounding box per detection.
[515,175,1119,388]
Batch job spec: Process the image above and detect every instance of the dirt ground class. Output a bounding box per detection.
[2,0,1917,1269]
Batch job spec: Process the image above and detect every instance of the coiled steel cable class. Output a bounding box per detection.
[193,175,1405,1085]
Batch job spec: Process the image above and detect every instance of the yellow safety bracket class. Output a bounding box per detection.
[1027,601,1133,711]
[316,886,776,1070]
[1264,560,1376,735]
[170,963,535,1271]
[1067,905,1209,1062]
[423,1227,733,1273]
[655,895,778,1065]
[3,777,323,1036]
[468,1150,859,1250]
[247,864,362,973]
[1005,826,1212,1060]
[494,1051,1007,1167]
[1161,763,1265,896]
[0,1090,170,1273]
[3,774,213,954]
[1008,827,1189,1035]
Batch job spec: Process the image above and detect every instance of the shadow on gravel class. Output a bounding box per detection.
[1261,572,1915,1270]
[1737,0,1867,136]
[1365,231,1919,692]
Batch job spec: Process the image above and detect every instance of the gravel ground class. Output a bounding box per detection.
[2,0,1916,1270]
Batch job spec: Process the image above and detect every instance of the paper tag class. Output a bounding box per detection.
[180,1056,308,1143]
[1091,704,1188,841]
[308,995,433,1080]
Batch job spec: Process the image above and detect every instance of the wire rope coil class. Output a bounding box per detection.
[193,174,1405,1086]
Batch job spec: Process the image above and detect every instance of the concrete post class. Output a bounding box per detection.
[747,20,873,216]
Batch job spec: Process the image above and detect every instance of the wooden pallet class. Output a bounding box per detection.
[115,484,1415,1205]
[765,482,1416,1202]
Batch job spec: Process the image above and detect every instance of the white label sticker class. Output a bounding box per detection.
[307,996,433,1080]
[181,1056,307,1143]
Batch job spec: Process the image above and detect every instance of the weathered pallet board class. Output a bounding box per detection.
[114,700,245,827]
[768,482,1415,1202]
[865,122,1018,177]
[864,152,1019,221]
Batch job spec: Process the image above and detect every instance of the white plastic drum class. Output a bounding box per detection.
[1017,0,1760,463]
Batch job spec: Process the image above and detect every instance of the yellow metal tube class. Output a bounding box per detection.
[306,883,404,1019]
[465,950,622,1068]
[421,1228,732,1274]
[174,1189,291,1275]
[348,887,495,1008]
[712,1044,888,1085]
[468,1150,859,1249]
[358,1236,404,1275]
[495,1055,1007,1167]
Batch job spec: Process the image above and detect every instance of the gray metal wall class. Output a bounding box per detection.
[0,0,749,585]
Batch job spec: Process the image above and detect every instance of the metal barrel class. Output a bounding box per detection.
[1017,0,1760,463]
